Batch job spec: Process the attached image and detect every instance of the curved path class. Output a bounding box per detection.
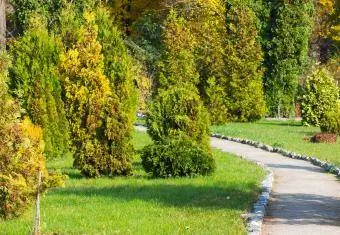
[211,137,340,235]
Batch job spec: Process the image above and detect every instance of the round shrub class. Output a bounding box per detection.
[141,136,216,178]
[301,68,339,126]
[147,85,211,151]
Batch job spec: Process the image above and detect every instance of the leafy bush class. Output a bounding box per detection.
[10,16,70,159]
[147,85,211,151]
[141,136,215,178]
[301,68,339,126]
[320,102,340,134]
[0,52,63,220]
[59,11,134,177]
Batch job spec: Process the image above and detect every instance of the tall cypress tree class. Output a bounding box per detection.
[224,4,266,122]
[10,16,70,159]
[263,0,314,117]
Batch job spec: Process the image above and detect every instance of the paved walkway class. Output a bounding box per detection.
[211,137,340,235]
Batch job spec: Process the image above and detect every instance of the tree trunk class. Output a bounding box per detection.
[0,0,5,48]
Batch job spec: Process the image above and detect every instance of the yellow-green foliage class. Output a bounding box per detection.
[301,67,339,126]
[0,52,62,220]
[187,0,229,124]
[59,11,134,177]
[148,10,211,151]
[10,16,70,159]
[148,85,211,151]
[320,101,340,134]
[224,4,266,122]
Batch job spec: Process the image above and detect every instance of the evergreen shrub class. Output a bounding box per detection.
[0,52,63,220]
[147,85,211,151]
[301,68,339,126]
[10,16,70,159]
[59,11,134,177]
[141,136,215,178]
[320,102,340,135]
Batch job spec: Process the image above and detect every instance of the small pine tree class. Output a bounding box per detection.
[59,11,133,177]
[10,16,70,159]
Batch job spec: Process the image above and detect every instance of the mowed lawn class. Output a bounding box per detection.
[0,131,265,235]
[212,120,340,167]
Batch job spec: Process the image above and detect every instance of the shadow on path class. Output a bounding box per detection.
[266,193,340,227]
[267,163,324,173]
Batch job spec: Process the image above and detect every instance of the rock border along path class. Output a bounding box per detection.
[211,136,340,235]
[134,125,340,234]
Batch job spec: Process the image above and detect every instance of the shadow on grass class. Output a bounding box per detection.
[53,182,260,211]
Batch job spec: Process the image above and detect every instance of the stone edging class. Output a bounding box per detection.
[211,134,340,178]
[211,133,340,235]
[245,162,273,235]
[211,134,273,235]
[134,124,340,234]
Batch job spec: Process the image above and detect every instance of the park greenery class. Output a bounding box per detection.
[0,0,339,231]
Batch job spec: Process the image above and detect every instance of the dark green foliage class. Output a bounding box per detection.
[263,0,314,117]
[141,136,216,178]
[147,86,211,151]
[9,17,70,159]
[224,4,266,122]
[9,0,95,33]
[301,68,339,126]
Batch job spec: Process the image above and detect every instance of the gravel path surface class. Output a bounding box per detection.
[211,137,340,235]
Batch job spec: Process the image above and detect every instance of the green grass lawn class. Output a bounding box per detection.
[0,131,265,235]
[212,119,340,167]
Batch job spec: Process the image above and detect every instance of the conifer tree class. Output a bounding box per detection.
[148,9,211,151]
[264,0,314,117]
[0,51,62,219]
[224,4,266,122]
[59,11,134,177]
[10,16,70,159]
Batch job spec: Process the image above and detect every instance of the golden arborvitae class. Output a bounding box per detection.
[0,51,63,220]
[59,11,133,177]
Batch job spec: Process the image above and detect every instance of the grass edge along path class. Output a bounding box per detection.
[212,120,340,168]
[0,131,265,235]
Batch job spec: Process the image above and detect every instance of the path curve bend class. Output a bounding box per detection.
[211,137,340,235]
